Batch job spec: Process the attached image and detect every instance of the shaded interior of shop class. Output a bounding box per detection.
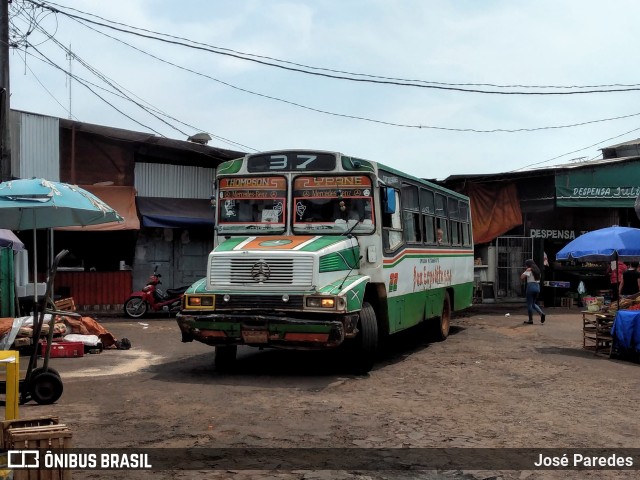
[443,163,640,307]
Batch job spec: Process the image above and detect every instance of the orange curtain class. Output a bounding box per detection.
[57,185,140,231]
[467,182,522,244]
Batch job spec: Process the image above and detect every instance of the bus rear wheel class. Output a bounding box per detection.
[350,302,378,374]
[431,291,451,341]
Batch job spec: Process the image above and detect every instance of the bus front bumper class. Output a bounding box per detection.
[176,312,359,349]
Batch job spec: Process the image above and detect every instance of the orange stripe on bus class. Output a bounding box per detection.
[241,236,315,250]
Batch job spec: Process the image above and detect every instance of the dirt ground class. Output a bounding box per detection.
[11,304,640,480]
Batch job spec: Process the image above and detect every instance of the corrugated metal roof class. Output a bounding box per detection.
[57,117,245,161]
[135,162,214,199]
[443,154,640,183]
[601,138,640,150]
[10,111,60,180]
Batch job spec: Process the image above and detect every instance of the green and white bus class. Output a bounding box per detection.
[176,150,474,373]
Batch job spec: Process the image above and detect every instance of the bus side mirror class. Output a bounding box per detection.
[383,187,396,214]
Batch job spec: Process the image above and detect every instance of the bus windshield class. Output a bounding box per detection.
[293,175,375,235]
[217,177,286,234]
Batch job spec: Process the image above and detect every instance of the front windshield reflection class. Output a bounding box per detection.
[217,177,286,234]
[293,175,375,235]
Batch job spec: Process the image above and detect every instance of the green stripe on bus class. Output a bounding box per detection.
[299,236,348,251]
[319,249,360,272]
[215,237,249,252]
[217,159,243,175]
[341,156,375,172]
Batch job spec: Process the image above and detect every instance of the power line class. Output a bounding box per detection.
[36,11,640,135]
[27,42,166,136]
[11,8,257,151]
[24,0,640,96]
[35,0,640,92]
[509,126,640,172]
[11,0,640,171]
[14,47,77,119]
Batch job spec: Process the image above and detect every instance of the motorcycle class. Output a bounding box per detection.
[124,266,189,318]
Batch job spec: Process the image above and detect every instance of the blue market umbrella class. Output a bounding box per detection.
[0,178,123,303]
[555,226,640,262]
[0,178,123,229]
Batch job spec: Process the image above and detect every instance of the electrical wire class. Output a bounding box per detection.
[12,9,257,151]
[39,11,640,134]
[13,0,640,167]
[27,42,166,136]
[509,126,640,172]
[13,47,78,119]
[24,0,640,95]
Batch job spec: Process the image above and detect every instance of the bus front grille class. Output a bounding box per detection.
[209,255,314,288]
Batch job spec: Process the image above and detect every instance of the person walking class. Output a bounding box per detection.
[619,261,640,297]
[520,259,546,324]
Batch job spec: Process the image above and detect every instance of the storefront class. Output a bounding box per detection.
[441,140,640,305]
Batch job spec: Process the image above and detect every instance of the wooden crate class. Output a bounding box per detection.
[0,417,59,449]
[53,298,76,313]
[1,417,72,480]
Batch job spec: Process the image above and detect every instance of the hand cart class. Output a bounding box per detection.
[0,249,76,404]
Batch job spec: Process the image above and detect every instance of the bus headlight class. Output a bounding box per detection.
[305,296,343,310]
[185,295,215,309]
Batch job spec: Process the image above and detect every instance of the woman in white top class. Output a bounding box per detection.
[520,259,546,325]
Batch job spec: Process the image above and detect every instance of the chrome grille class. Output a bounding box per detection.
[209,255,314,288]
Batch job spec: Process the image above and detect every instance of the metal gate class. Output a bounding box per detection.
[496,236,533,299]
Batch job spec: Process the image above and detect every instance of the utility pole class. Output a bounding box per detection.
[0,0,11,182]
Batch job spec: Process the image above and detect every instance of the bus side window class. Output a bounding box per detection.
[420,189,436,244]
[423,215,436,244]
[401,184,421,244]
[382,189,403,251]
[451,220,460,245]
[436,218,449,245]
[459,201,472,246]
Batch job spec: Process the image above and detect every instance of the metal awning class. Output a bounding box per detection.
[555,162,640,207]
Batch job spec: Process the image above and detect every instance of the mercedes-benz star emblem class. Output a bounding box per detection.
[250,261,271,282]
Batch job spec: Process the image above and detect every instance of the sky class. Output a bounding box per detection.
[8,0,640,180]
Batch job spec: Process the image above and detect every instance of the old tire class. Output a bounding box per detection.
[124,297,148,318]
[29,371,64,405]
[214,345,237,371]
[431,291,451,341]
[351,302,378,374]
[30,367,61,379]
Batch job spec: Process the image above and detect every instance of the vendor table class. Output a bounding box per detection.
[582,311,614,356]
[611,310,640,355]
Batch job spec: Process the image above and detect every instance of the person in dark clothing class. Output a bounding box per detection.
[520,259,546,324]
[619,262,640,297]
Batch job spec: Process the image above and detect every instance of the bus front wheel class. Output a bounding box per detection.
[351,302,378,374]
[431,291,451,341]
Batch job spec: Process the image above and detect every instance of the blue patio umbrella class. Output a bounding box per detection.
[0,178,123,403]
[555,226,640,263]
[0,178,123,303]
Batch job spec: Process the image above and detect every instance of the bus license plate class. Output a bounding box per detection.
[242,330,268,344]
